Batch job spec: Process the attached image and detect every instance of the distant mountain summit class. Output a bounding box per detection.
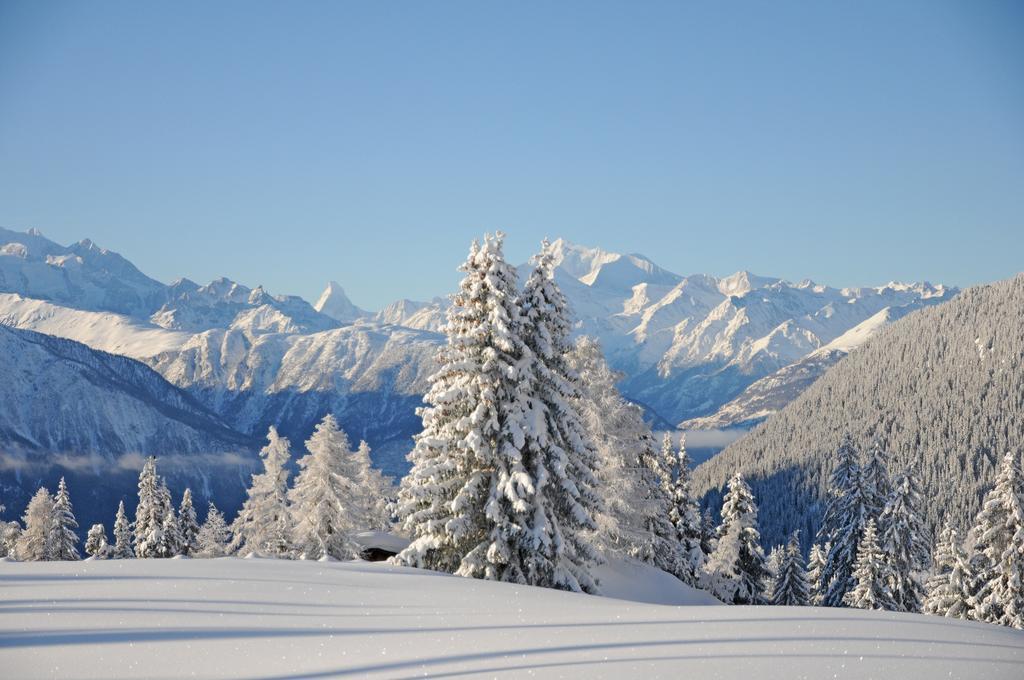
[314,281,368,323]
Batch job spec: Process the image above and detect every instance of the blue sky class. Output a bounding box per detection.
[1,1,1021,310]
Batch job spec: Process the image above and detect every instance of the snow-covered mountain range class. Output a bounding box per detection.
[0,226,958,528]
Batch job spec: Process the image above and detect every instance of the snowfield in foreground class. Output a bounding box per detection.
[1,558,1021,679]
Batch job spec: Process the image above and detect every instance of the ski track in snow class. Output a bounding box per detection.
[1,558,1021,679]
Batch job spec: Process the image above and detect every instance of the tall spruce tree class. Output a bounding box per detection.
[134,456,164,558]
[700,509,718,557]
[566,336,684,581]
[772,531,810,606]
[862,439,892,518]
[880,470,929,612]
[158,498,183,558]
[516,239,603,591]
[666,434,706,585]
[231,426,294,557]
[965,451,1024,628]
[178,488,200,556]
[395,234,545,585]
[806,542,828,606]
[706,473,769,604]
[819,436,876,606]
[50,477,80,561]
[112,500,134,559]
[923,524,972,618]
[289,415,367,560]
[843,519,897,610]
[764,544,785,601]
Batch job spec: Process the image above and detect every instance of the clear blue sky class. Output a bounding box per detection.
[1,1,1021,310]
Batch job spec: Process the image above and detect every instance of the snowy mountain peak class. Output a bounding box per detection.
[717,271,777,297]
[314,280,366,323]
[547,239,681,292]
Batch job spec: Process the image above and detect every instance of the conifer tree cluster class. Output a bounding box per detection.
[815,436,931,612]
[3,415,394,563]
[11,478,81,561]
[394,234,716,593]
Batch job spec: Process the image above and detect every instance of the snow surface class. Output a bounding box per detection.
[2,558,1020,679]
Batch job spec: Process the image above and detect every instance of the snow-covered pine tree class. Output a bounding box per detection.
[289,415,367,560]
[806,542,828,606]
[355,440,395,532]
[843,519,897,610]
[112,500,134,559]
[50,477,80,561]
[85,524,109,558]
[15,487,54,561]
[134,456,163,558]
[764,544,785,601]
[0,508,20,558]
[880,469,929,612]
[196,502,231,558]
[231,426,294,557]
[862,439,892,518]
[666,434,706,585]
[705,473,769,604]
[965,451,1024,628]
[700,509,717,556]
[565,336,684,581]
[178,488,200,556]
[772,531,810,606]
[395,234,552,587]
[819,436,876,607]
[158,500,183,558]
[517,239,603,591]
[923,523,972,618]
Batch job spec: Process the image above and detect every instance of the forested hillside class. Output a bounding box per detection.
[693,274,1024,549]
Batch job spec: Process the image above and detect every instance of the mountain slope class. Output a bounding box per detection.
[680,305,924,430]
[0,323,258,532]
[145,323,442,476]
[692,274,1024,549]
